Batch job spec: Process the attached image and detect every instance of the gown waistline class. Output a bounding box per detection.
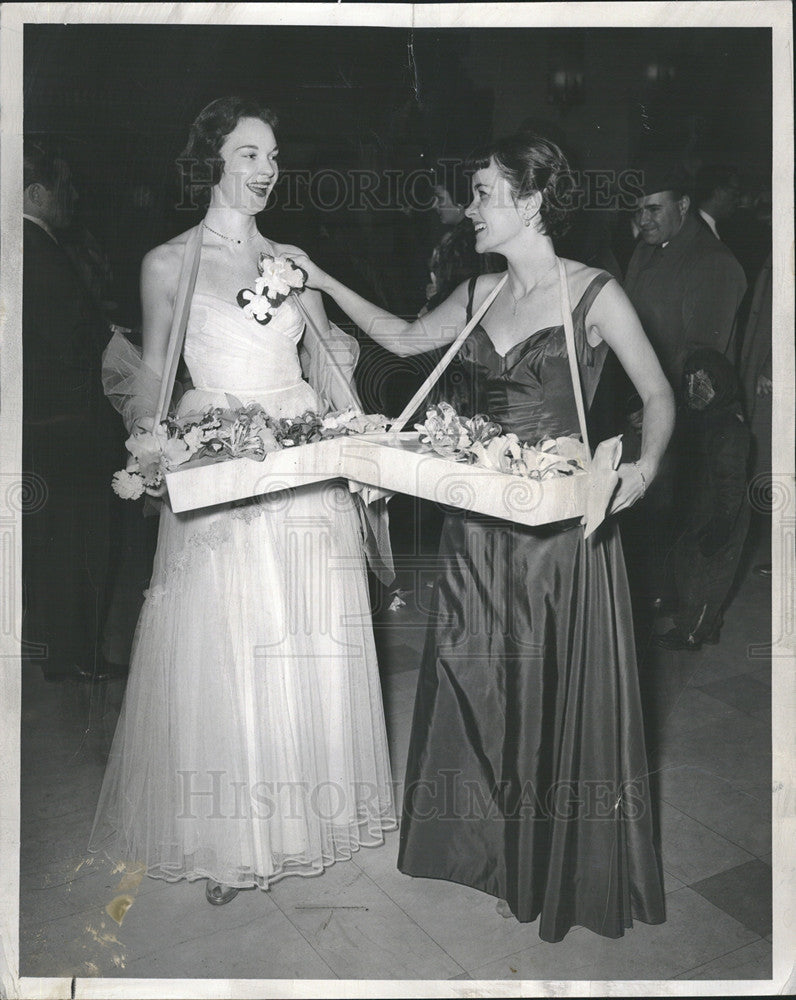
[190,379,306,397]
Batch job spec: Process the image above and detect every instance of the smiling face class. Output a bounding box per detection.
[634,189,689,246]
[465,159,530,254]
[212,117,279,213]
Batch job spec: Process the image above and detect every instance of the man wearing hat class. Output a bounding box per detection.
[621,161,747,616]
[624,161,747,388]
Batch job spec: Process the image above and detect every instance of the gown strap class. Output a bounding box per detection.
[465,275,479,324]
[466,269,613,332]
[571,271,614,340]
[571,271,614,406]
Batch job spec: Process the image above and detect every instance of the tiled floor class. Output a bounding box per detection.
[17,528,774,986]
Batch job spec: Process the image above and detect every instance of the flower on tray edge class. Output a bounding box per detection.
[414,403,587,479]
[111,405,388,500]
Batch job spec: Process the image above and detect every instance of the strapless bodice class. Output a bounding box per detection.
[185,290,306,393]
[179,289,320,418]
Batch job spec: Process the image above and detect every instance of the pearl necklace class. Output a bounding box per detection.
[203,221,258,246]
[508,262,557,315]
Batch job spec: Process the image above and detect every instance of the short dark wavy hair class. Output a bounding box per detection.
[23,139,62,191]
[178,96,279,204]
[467,131,575,239]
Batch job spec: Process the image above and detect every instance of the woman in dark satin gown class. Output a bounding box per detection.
[297,131,675,942]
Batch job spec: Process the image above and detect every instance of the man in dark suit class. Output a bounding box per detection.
[624,163,747,388]
[621,161,747,615]
[22,141,116,681]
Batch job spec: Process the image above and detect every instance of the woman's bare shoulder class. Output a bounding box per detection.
[142,229,198,283]
[560,257,613,297]
[267,239,305,257]
[457,270,506,308]
[475,270,508,292]
[148,226,201,257]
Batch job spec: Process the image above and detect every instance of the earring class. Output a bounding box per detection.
[523,217,532,227]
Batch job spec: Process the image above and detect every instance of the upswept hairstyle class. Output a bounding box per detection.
[178,96,279,203]
[467,130,575,239]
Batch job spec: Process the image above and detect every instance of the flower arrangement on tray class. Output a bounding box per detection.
[415,402,587,480]
[236,252,308,325]
[112,404,388,500]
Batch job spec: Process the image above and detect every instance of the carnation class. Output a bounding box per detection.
[112,469,145,500]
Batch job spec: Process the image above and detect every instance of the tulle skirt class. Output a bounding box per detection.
[90,477,396,887]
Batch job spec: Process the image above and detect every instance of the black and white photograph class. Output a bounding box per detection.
[0,3,793,996]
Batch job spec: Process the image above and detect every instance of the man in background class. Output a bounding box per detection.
[621,160,747,614]
[22,141,116,682]
[694,164,742,241]
[625,161,747,386]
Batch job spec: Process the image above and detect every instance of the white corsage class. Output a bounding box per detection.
[236,253,308,325]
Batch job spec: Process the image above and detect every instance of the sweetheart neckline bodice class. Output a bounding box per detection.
[475,322,563,361]
[183,288,309,400]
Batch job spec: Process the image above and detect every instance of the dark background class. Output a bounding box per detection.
[24,24,772,416]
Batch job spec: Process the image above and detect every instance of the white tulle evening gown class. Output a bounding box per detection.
[90,280,396,888]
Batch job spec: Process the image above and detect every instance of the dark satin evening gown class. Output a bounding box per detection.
[398,271,666,943]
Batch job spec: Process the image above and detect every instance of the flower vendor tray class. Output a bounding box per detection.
[165,431,592,527]
[155,237,616,532]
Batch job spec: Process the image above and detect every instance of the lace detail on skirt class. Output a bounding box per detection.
[230,495,272,524]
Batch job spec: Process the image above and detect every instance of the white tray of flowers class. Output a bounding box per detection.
[110,236,620,535]
[114,402,618,536]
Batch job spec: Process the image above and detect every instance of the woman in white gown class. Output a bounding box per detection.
[89,98,396,904]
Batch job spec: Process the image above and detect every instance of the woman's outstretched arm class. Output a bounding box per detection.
[588,279,676,513]
[294,253,480,357]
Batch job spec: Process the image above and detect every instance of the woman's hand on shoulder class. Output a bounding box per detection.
[269,240,317,277]
[288,251,330,293]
